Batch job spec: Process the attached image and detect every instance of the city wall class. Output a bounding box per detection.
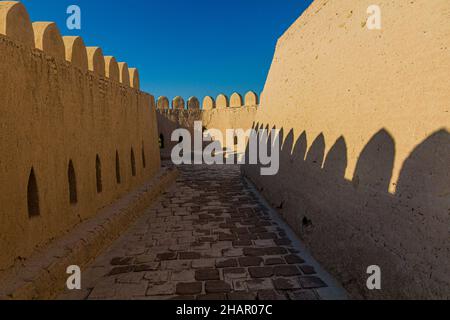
[156,92,259,158]
[1,0,449,300]
[0,2,161,274]
[242,0,450,299]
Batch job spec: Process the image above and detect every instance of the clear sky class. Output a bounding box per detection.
[21,0,312,102]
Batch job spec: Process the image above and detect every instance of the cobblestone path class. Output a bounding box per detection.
[59,165,346,300]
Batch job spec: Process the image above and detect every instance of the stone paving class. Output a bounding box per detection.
[59,165,345,300]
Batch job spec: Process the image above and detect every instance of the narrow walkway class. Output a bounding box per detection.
[59,165,346,300]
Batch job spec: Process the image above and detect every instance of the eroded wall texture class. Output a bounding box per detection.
[242,0,449,299]
[0,2,161,273]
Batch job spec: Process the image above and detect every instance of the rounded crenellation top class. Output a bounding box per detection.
[215,94,229,109]
[0,1,34,47]
[104,56,120,81]
[230,92,243,108]
[0,1,141,89]
[208,92,259,109]
[32,22,65,59]
[129,68,140,89]
[172,96,185,110]
[245,91,259,106]
[86,47,105,76]
[187,97,200,110]
[63,36,88,70]
[118,62,130,86]
[157,96,170,110]
[158,92,259,111]
[202,96,215,110]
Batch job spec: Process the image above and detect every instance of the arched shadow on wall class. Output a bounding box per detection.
[291,131,308,164]
[323,136,348,179]
[352,129,395,192]
[397,129,450,200]
[305,133,326,168]
[242,126,449,299]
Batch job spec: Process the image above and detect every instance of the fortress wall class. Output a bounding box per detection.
[202,105,258,155]
[0,2,160,272]
[242,0,450,299]
[201,92,259,137]
[156,93,258,157]
[157,109,203,158]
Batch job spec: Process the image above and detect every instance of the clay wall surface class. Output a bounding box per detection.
[2,0,448,300]
[0,2,161,273]
[157,93,258,157]
[243,0,450,299]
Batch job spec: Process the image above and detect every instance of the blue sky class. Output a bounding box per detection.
[21,0,312,101]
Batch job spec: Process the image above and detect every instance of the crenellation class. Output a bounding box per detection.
[129,68,140,89]
[0,2,137,87]
[202,96,215,110]
[230,92,243,108]
[216,94,229,109]
[1,0,447,301]
[244,91,258,106]
[104,56,120,81]
[63,36,88,71]
[32,22,65,60]
[157,92,259,113]
[187,96,200,110]
[157,96,170,110]
[118,62,130,86]
[0,1,34,47]
[86,46,105,76]
[172,96,185,110]
[0,1,160,276]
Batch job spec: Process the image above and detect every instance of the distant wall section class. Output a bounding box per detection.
[156,92,259,157]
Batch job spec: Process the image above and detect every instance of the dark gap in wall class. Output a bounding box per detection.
[131,148,136,177]
[96,155,102,193]
[116,151,121,184]
[27,167,40,218]
[142,143,146,169]
[159,134,165,149]
[302,217,312,228]
[68,160,78,205]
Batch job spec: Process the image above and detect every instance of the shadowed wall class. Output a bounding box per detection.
[242,0,450,299]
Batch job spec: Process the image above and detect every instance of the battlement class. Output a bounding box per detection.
[156,91,259,111]
[1,0,448,300]
[0,1,160,273]
[156,92,260,161]
[0,1,140,88]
